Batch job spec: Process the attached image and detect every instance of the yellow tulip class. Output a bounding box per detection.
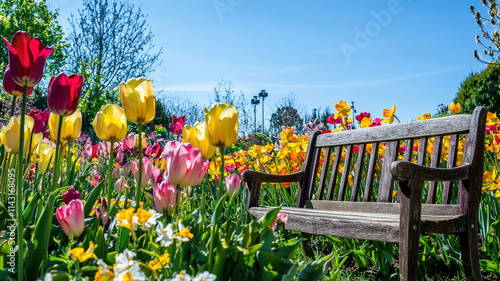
[93,104,128,142]
[183,122,217,160]
[450,102,461,114]
[203,102,239,148]
[0,125,7,147]
[119,77,156,124]
[33,140,55,172]
[4,115,34,154]
[31,133,43,153]
[49,110,82,146]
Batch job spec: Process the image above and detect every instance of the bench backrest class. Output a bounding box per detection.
[296,107,487,215]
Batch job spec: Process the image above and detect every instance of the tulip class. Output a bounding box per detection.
[182,122,216,160]
[203,102,239,148]
[2,31,53,87]
[130,157,153,188]
[4,115,34,154]
[225,174,241,195]
[164,141,209,187]
[92,104,128,142]
[56,198,85,237]
[119,77,156,125]
[49,111,82,146]
[0,125,6,147]
[62,186,81,205]
[115,177,127,192]
[33,140,55,172]
[29,109,50,134]
[95,198,110,231]
[47,73,84,117]
[153,179,178,214]
[3,66,33,96]
[169,115,185,135]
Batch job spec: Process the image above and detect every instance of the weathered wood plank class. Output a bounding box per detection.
[427,136,443,204]
[307,148,322,201]
[316,114,471,147]
[442,134,459,204]
[390,162,470,182]
[317,147,332,200]
[377,141,399,202]
[326,146,342,200]
[363,142,379,202]
[337,145,353,201]
[398,139,414,203]
[350,144,366,201]
[305,200,462,216]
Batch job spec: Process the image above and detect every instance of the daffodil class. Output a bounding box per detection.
[149,253,170,270]
[70,241,97,262]
[449,102,461,114]
[382,104,398,124]
[333,100,352,119]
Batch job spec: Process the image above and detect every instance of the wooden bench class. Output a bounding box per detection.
[242,106,487,281]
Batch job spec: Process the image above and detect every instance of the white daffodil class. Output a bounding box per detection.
[113,249,146,280]
[143,209,162,231]
[168,271,192,281]
[193,271,217,281]
[156,221,175,247]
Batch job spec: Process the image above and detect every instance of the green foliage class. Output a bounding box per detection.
[0,0,68,76]
[454,64,500,114]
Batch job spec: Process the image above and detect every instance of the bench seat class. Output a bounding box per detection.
[249,203,467,243]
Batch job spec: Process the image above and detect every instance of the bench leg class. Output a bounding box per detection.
[399,234,420,281]
[460,230,482,281]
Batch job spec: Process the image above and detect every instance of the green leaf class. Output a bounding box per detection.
[272,238,303,259]
[297,252,334,281]
[84,180,103,217]
[259,206,282,228]
[118,227,129,252]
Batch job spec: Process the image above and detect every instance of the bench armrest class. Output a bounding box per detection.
[241,170,304,184]
[241,170,304,208]
[390,161,470,182]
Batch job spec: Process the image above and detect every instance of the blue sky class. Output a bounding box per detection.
[47,0,486,124]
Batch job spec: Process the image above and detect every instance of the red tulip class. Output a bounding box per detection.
[47,73,84,116]
[355,112,371,123]
[29,109,50,134]
[3,66,33,96]
[2,31,53,87]
[169,115,185,135]
[62,186,81,205]
[326,114,342,125]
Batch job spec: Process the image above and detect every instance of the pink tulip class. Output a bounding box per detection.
[130,157,153,188]
[152,166,164,184]
[169,115,185,135]
[56,199,85,237]
[163,141,209,187]
[153,178,178,214]
[271,212,289,231]
[225,174,241,195]
[115,177,127,192]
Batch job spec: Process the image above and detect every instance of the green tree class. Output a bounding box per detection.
[454,64,500,114]
[269,94,303,137]
[66,0,162,135]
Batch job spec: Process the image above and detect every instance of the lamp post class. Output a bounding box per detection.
[351,101,356,129]
[258,90,268,134]
[251,96,260,133]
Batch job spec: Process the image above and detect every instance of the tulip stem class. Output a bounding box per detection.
[16,85,28,281]
[9,95,16,118]
[107,142,115,205]
[66,140,71,184]
[135,124,143,211]
[218,147,225,201]
[52,115,64,192]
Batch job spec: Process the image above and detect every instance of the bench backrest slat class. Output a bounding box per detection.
[377,140,400,202]
[442,134,459,204]
[317,146,332,200]
[315,114,472,147]
[350,143,366,201]
[326,146,342,200]
[363,142,379,202]
[337,145,353,201]
[427,136,443,204]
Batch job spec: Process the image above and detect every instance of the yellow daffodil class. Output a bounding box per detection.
[119,77,156,125]
[204,102,239,148]
[4,115,34,154]
[382,104,397,124]
[149,253,171,270]
[359,117,371,128]
[449,102,461,114]
[70,241,97,262]
[333,100,352,119]
[93,104,128,142]
[183,122,217,160]
[49,111,82,146]
[417,113,431,120]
